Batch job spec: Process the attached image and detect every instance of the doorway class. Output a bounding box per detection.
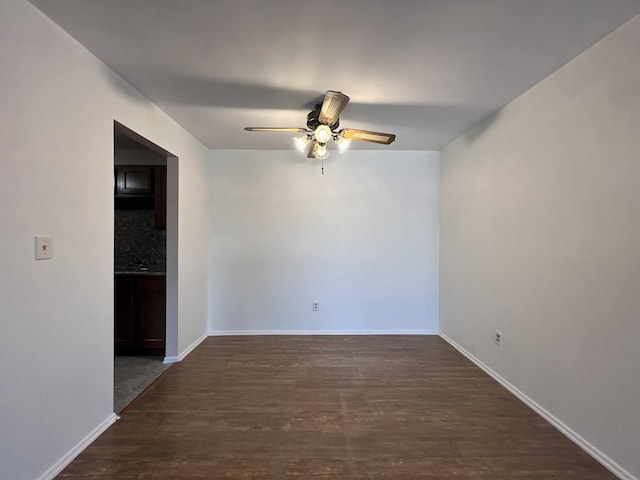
[113,121,178,413]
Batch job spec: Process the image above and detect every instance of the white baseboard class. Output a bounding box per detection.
[164,331,209,364]
[39,413,116,480]
[439,332,637,480]
[41,330,210,479]
[209,329,438,336]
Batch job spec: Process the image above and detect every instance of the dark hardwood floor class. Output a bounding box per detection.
[57,336,615,479]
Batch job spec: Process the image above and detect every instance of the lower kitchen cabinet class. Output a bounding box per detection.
[114,277,135,353]
[115,274,166,356]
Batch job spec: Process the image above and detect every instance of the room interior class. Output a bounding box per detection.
[1,1,639,479]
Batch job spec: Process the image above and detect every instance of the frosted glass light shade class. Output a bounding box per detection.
[314,125,332,144]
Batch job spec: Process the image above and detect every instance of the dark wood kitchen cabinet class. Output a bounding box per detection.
[115,275,166,356]
[115,166,153,195]
[136,276,166,355]
[114,277,135,353]
[114,165,166,230]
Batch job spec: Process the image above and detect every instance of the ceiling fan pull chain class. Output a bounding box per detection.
[321,158,324,175]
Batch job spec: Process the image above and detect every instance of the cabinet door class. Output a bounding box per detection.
[114,277,135,354]
[116,166,152,195]
[136,276,166,356]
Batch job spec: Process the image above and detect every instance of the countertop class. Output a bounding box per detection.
[115,266,165,276]
[115,271,166,276]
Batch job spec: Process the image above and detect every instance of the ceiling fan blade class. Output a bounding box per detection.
[319,91,350,125]
[307,140,318,158]
[340,129,396,145]
[244,127,307,133]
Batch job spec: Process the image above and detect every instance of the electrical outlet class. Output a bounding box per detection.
[312,301,319,311]
[495,330,502,347]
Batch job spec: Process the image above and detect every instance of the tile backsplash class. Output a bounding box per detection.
[115,209,166,271]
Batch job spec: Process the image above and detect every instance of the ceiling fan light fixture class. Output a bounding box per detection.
[314,125,332,144]
[244,90,396,168]
[335,134,351,152]
[313,142,330,160]
[293,134,310,152]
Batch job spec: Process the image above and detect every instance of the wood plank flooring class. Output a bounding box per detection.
[57,336,616,479]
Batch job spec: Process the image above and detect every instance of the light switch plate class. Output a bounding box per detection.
[35,235,53,260]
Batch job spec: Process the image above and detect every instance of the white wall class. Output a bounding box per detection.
[209,150,439,334]
[440,15,640,480]
[0,1,209,479]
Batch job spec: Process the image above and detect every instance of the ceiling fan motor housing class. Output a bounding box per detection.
[307,105,338,131]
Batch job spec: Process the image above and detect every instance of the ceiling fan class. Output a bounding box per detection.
[244,90,396,161]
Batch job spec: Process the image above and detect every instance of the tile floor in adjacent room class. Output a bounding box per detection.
[114,355,170,414]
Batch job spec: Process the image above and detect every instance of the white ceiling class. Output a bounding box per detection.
[28,0,640,151]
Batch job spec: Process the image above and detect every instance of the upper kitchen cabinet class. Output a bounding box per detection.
[114,165,166,230]
[115,166,153,196]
